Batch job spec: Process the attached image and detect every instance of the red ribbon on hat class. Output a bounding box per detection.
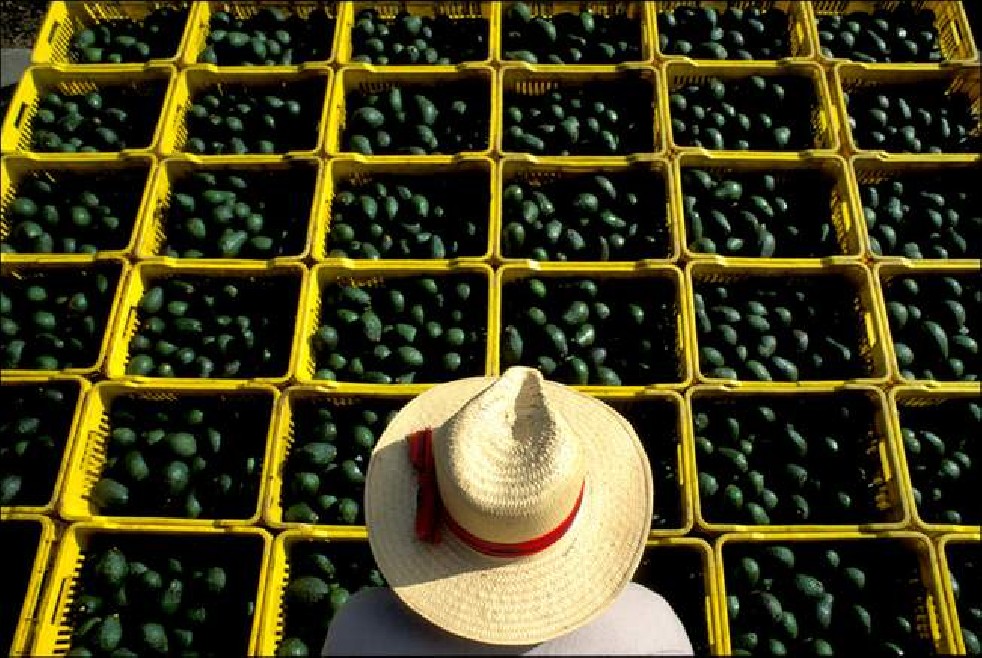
[407,428,584,557]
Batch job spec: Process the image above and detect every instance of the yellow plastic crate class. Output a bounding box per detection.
[498,1,655,67]
[685,260,891,388]
[264,384,420,531]
[182,1,347,69]
[937,532,982,655]
[661,60,840,156]
[809,1,979,67]
[848,154,982,267]
[324,65,496,158]
[496,154,679,265]
[339,1,498,68]
[32,1,196,69]
[888,385,980,535]
[1,154,156,262]
[673,152,862,264]
[832,62,982,160]
[0,513,57,657]
[651,1,816,63]
[256,528,373,657]
[311,155,495,263]
[715,531,955,655]
[0,375,90,516]
[156,65,333,157]
[59,380,279,526]
[0,65,176,158]
[499,65,664,158]
[685,384,909,534]
[873,261,980,388]
[636,537,720,656]
[134,154,325,263]
[0,257,130,379]
[495,262,692,391]
[30,522,271,656]
[294,261,496,385]
[104,260,307,385]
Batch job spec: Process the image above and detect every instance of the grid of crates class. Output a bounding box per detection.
[0,1,979,656]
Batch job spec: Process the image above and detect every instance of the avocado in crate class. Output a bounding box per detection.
[501,172,670,261]
[723,540,936,656]
[311,275,486,384]
[845,82,979,154]
[126,274,299,378]
[946,542,982,654]
[327,173,488,260]
[29,83,168,154]
[860,171,980,260]
[0,520,43,654]
[276,541,385,657]
[61,532,262,656]
[898,398,979,526]
[343,82,489,156]
[159,167,315,259]
[199,6,335,66]
[89,393,272,520]
[682,167,840,258]
[610,400,683,531]
[183,79,324,155]
[502,2,643,64]
[816,6,943,63]
[351,7,488,65]
[883,273,978,382]
[500,276,683,386]
[669,75,818,151]
[692,392,895,526]
[2,166,148,256]
[693,274,868,381]
[71,5,190,64]
[503,78,654,156]
[1,381,79,507]
[1,263,120,371]
[280,397,403,525]
[657,5,791,60]
[634,545,710,655]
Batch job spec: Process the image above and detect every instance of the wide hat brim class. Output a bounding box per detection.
[364,375,653,646]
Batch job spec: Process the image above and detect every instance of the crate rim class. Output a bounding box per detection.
[104,259,308,385]
[495,261,693,391]
[31,1,199,70]
[0,512,57,657]
[0,256,131,378]
[1,153,158,262]
[684,383,912,534]
[846,152,982,267]
[684,259,892,387]
[673,151,865,263]
[714,529,954,655]
[936,531,982,655]
[872,261,982,389]
[30,521,273,656]
[0,374,91,517]
[293,260,498,386]
[887,384,982,535]
[58,379,280,527]
[132,153,325,264]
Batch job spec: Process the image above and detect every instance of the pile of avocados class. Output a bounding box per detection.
[70,5,189,64]
[350,7,488,65]
[503,1,643,64]
[946,542,982,655]
[199,6,335,66]
[658,5,791,60]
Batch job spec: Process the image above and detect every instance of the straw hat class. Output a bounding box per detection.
[364,366,653,646]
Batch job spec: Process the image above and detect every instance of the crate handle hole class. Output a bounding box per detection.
[47,19,62,45]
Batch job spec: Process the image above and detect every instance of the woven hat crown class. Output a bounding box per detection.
[432,367,587,545]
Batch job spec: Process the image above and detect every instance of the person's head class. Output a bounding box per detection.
[364,366,653,645]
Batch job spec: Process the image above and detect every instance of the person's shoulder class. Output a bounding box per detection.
[322,587,396,654]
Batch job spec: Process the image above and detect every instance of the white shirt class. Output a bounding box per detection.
[323,583,694,656]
